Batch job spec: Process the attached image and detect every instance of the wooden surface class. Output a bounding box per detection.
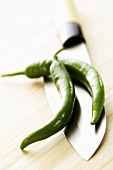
[0,0,113,169]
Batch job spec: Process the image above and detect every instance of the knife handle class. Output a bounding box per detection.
[52,0,79,25]
[51,0,84,47]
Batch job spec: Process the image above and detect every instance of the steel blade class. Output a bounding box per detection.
[44,43,106,160]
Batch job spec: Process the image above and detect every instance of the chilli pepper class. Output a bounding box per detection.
[20,58,75,149]
[1,55,105,125]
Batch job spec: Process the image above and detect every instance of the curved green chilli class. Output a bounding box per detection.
[57,56,105,125]
[1,56,105,124]
[20,60,75,150]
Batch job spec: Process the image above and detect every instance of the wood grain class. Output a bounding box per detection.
[0,0,113,169]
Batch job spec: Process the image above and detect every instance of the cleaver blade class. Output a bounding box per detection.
[44,0,106,160]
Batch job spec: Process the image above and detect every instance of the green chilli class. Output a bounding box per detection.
[20,59,75,149]
[1,54,105,125]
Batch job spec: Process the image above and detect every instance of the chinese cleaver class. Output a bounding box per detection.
[44,0,106,160]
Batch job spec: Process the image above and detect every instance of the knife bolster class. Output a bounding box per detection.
[58,22,85,47]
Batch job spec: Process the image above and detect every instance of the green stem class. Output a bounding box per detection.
[1,71,25,77]
[54,47,67,58]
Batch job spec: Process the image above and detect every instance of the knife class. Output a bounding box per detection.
[44,0,106,160]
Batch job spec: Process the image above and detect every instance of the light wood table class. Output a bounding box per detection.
[0,0,113,169]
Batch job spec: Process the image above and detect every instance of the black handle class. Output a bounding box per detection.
[58,22,85,47]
